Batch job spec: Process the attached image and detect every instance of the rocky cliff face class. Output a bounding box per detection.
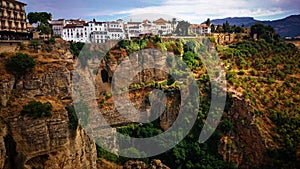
[218,97,276,169]
[0,98,97,169]
[0,40,97,169]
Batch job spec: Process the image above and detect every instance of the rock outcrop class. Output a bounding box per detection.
[0,40,97,169]
[218,97,274,169]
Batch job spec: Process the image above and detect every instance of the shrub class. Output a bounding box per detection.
[30,40,41,49]
[69,41,85,57]
[66,105,78,130]
[44,37,56,45]
[21,100,52,118]
[5,53,36,78]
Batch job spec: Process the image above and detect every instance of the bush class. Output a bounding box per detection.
[21,100,52,119]
[69,41,85,57]
[30,40,41,49]
[66,105,78,130]
[44,37,56,45]
[5,53,36,78]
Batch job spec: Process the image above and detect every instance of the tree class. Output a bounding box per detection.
[37,24,52,35]
[27,12,53,35]
[205,18,211,26]
[250,23,279,42]
[171,18,177,31]
[5,53,36,82]
[27,12,52,24]
[175,21,190,36]
[211,24,216,33]
[223,21,231,33]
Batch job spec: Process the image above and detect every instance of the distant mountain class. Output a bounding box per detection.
[209,17,258,27]
[208,14,300,37]
[261,15,300,37]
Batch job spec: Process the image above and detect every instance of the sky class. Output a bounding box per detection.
[22,0,300,23]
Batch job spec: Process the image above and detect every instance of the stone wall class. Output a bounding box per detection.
[0,42,19,53]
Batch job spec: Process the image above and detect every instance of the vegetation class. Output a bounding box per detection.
[211,21,246,34]
[5,53,36,87]
[250,23,280,42]
[175,21,190,36]
[27,12,52,24]
[66,105,79,130]
[218,31,300,167]
[69,41,85,57]
[21,101,52,119]
[27,12,53,35]
[80,31,298,168]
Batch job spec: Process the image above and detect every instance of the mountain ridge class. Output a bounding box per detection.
[207,14,300,37]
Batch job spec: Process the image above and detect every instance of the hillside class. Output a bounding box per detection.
[72,34,300,168]
[0,34,299,168]
[262,15,300,37]
[209,14,300,37]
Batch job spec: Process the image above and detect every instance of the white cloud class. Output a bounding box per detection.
[106,0,293,23]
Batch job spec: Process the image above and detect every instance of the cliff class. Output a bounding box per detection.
[0,39,97,169]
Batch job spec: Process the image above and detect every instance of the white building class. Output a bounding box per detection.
[90,31,108,43]
[51,19,65,36]
[189,24,211,35]
[58,18,179,43]
[61,19,126,43]
[152,18,172,35]
[62,24,87,42]
[51,19,86,37]
[125,21,143,39]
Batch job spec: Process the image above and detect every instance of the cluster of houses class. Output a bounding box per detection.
[51,18,211,43]
[0,0,211,43]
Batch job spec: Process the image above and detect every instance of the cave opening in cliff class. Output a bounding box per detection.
[101,69,109,83]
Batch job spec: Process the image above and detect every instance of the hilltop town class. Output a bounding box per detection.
[0,0,212,43]
[1,1,300,169]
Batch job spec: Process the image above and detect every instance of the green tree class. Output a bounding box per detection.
[37,24,52,35]
[70,41,85,57]
[211,24,216,33]
[250,23,279,42]
[27,12,52,24]
[171,18,177,32]
[27,12,53,35]
[223,21,231,33]
[205,18,211,26]
[175,21,190,36]
[6,53,36,88]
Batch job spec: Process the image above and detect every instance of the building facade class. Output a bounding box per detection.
[0,0,28,39]
[152,18,172,35]
[58,18,181,43]
[61,20,125,43]
[189,24,211,35]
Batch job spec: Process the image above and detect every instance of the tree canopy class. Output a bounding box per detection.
[250,23,280,42]
[5,53,36,78]
[205,18,211,26]
[175,21,190,36]
[27,12,52,24]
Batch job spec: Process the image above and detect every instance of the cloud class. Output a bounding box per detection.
[99,0,298,22]
[23,0,300,22]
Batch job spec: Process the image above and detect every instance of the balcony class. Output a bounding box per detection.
[15,5,20,10]
[1,2,7,8]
